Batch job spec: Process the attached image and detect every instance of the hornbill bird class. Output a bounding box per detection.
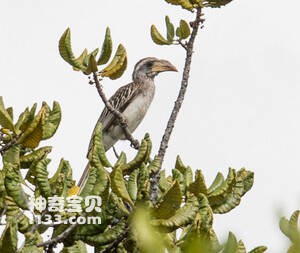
[78,57,177,188]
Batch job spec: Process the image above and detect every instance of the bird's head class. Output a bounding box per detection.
[132,57,177,82]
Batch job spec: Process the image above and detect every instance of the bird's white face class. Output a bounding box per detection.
[132,57,177,82]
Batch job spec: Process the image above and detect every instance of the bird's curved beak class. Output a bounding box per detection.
[151,59,178,73]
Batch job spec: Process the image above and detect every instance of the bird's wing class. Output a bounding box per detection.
[99,81,142,132]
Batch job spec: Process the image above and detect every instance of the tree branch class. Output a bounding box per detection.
[37,221,78,248]
[150,8,204,203]
[92,72,140,149]
[0,138,17,155]
[158,8,204,164]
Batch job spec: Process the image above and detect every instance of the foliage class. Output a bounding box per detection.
[0,0,286,252]
[0,96,264,252]
[59,27,127,79]
[280,210,300,253]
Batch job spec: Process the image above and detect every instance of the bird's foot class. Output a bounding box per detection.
[130,139,140,150]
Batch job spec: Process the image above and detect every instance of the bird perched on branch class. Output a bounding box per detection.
[99,57,177,151]
[78,57,177,188]
[92,57,177,151]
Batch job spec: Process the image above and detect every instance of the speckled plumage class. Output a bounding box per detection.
[98,79,155,150]
[79,57,176,189]
[89,57,177,152]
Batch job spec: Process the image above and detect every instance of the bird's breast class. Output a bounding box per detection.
[123,85,155,132]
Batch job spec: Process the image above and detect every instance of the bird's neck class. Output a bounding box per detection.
[138,78,155,95]
[133,74,154,83]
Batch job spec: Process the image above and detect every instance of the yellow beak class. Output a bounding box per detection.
[151,59,178,73]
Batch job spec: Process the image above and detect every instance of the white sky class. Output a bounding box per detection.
[1,0,300,252]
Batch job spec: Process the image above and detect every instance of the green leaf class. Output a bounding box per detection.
[164,0,194,11]
[15,107,29,134]
[49,159,74,197]
[289,210,300,229]
[114,151,127,167]
[121,139,148,174]
[0,97,14,131]
[111,165,133,206]
[73,49,88,71]
[20,146,52,168]
[136,163,150,201]
[82,48,99,68]
[237,240,246,253]
[175,155,186,173]
[107,56,127,80]
[147,155,161,174]
[0,220,18,253]
[237,168,254,196]
[19,231,43,253]
[88,121,111,167]
[79,165,97,199]
[6,107,13,121]
[172,169,185,195]
[151,25,172,45]
[61,240,88,253]
[4,196,29,230]
[165,16,175,42]
[209,168,254,213]
[177,20,191,40]
[101,44,127,80]
[152,181,182,219]
[159,170,171,193]
[17,103,37,133]
[128,168,139,202]
[83,221,126,246]
[59,28,83,69]
[84,55,98,75]
[204,0,234,8]
[3,145,20,165]
[279,211,300,245]
[35,158,52,198]
[17,104,47,148]
[42,101,62,140]
[184,166,193,188]
[132,208,165,253]
[144,133,152,160]
[188,169,208,196]
[5,162,29,210]
[152,196,199,232]
[223,232,238,253]
[91,164,109,197]
[98,27,113,65]
[207,172,224,194]
[249,246,268,253]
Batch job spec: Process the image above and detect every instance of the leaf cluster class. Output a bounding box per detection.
[59,27,127,79]
[0,98,264,252]
[151,16,191,46]
[164,0,234,11]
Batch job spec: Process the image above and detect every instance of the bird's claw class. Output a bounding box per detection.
[131,139,140,150]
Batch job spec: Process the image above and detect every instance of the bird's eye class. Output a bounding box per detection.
[146,61,153,68]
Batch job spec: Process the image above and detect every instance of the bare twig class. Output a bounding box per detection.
[112,146,120,158]
[177,40,188,50]
[0,138,17,155]
[158,8,204,164]
[92,72,140,149]
[150,8,204,202]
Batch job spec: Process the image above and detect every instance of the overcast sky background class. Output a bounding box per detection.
[1,0,300,252]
